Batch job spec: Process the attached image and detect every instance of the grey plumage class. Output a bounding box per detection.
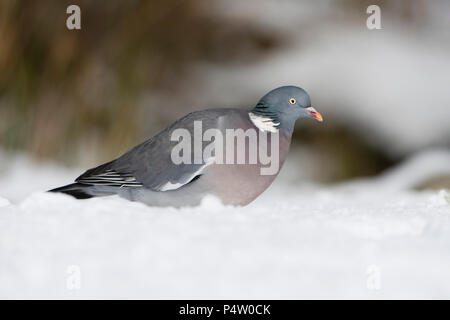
[50,86,323,207]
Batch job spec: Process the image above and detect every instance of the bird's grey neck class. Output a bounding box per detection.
[278,114,297,134]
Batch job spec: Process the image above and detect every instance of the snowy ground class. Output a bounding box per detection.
[0,150,450,299]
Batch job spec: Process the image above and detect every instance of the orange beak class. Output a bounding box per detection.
[306,106,323,122]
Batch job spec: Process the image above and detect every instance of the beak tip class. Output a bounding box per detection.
[306,106,323,122]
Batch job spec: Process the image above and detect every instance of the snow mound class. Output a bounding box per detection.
[0,197,10,207]
[377,149,450,191]
[0,150,450,299]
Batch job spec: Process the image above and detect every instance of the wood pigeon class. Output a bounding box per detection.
[50,86,323,206]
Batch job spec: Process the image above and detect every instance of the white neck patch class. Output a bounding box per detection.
[248,112,279,133]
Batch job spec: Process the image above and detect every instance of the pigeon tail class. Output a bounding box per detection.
[48,183,94,199]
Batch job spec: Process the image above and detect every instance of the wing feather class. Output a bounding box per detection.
[74,109,237,191]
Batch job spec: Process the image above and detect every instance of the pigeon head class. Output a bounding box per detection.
[251,86,323,133]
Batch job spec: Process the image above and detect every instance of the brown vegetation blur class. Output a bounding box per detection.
[0,0,279,165]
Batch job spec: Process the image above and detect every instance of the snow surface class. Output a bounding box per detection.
[0,150,450,299]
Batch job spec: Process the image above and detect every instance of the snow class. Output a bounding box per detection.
[0,149,449,299]
[376,150,450,191]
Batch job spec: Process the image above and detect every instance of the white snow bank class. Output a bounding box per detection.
[0,151,79,203]
[338,149,450,193]
[0,150,449,299]
[0,197,10,207]
[376,149,450,191]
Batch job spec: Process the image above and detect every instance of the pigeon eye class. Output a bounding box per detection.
[289,98,296,105]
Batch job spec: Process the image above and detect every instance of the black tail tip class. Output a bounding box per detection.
[49,183,93,200]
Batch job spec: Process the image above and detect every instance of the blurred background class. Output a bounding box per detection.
[0,0,449,188]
